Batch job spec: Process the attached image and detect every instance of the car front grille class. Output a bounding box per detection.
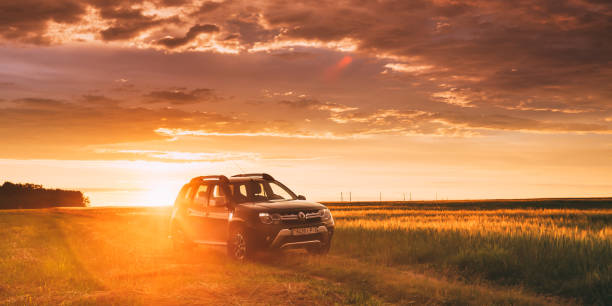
[280,209,321,225]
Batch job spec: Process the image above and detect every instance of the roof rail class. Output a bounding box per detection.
[231,173,275,180]
[190,175,229,183]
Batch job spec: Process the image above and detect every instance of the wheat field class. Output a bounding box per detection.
[1,198,610,305]
[327,199,612,304]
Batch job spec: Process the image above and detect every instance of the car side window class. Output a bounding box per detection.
[229,183,249,203]
[183,186,193,201]
[246,182,265,197]
[192,184,209,209]
[174,185,191,208]
[209,184,227,207]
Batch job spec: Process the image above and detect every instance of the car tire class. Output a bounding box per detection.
[227,227,252,260]
[171,225,193,251]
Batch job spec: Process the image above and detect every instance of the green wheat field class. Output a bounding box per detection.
[1,198,610,305]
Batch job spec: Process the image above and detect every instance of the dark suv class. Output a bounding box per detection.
[169,173,334,260]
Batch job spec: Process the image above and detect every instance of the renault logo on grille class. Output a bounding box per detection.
[298,211,306,222]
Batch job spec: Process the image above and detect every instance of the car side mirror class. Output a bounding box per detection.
[297,195,306,200]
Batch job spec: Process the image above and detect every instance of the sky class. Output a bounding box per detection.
[0,0,611,206]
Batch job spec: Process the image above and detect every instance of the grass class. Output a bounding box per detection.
[1,198,610,305]
[0,208,378,305]
[326,199,612,304]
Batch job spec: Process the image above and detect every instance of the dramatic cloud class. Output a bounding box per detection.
[81,94,119,105]
[259,0,611,114]
[144,88,218,104]
[1,97,241,146]
[1,0,610,141]
[278,98,357,113]
[157,24,220,48]
[104,150,260,162]
[1,0,611,202]
[154,128,349,140]
[0,0,86,44]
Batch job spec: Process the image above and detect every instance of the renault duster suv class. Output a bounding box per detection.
[169,173,334,260]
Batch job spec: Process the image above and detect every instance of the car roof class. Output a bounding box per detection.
[228,177,266,183]
[188,175,269,185]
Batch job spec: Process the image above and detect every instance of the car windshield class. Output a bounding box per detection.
[229,180,297,204]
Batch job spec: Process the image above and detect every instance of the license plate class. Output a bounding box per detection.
[292,226,319,236]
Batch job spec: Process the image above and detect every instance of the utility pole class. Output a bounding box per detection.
[349,192,352,203]
[410,192,412,201]
[341,192,343,202]
[379,192,382,202]
[403,192,405,201]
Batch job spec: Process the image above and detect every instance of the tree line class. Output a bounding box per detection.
[0,182,89,209]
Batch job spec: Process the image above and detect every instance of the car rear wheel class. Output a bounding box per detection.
[172,225,193,251]
[227,227,252,260]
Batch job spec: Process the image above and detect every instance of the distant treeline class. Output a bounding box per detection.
[0,182,89,209]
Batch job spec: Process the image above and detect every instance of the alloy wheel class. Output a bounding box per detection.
[232,233,247,260]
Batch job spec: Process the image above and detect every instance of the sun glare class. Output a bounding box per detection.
[138,181,179,206]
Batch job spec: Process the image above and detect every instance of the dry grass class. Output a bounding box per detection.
[332,208,612,239]
[2,199,610,305]
[0,208,371,305]
[327,199,612,304]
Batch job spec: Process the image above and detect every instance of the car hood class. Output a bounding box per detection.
[246,200,326,211]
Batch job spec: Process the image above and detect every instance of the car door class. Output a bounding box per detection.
[207,183,230,243]
[186,183,210,241]
[172,184,194,235]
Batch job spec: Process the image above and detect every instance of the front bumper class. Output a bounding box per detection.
[269,225,333,249]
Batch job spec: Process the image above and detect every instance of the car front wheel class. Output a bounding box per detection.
[227,227,252,260]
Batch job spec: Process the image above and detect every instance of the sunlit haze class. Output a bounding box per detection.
[1,0,611,206]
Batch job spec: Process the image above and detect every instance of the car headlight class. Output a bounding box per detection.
[259,212,272,224]
[320,208,333,222]
[259,212,281,224]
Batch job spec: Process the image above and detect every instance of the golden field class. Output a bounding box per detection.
[1,198,610,305]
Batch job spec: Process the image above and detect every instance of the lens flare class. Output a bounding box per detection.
[325,55,353,80]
